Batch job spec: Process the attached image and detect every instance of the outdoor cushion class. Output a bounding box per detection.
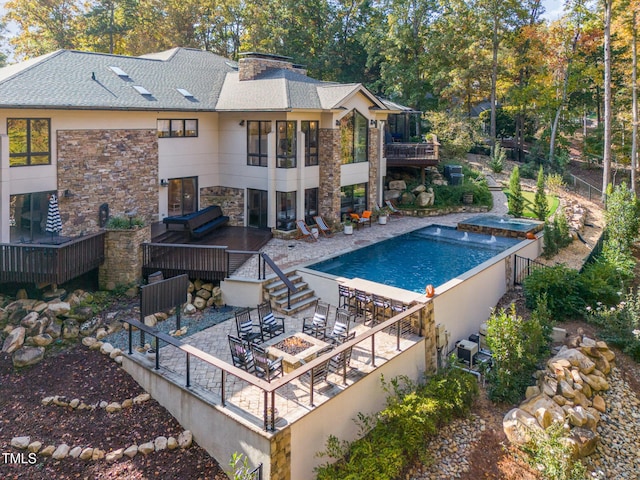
[262,312,276,326]
[313,313,326,326]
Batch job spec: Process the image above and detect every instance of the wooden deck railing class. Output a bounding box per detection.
[0,232,105,285]
[142,242,230,282]
[385,142,439,167]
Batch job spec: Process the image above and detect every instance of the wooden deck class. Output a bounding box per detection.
[144,223,273,282]
[151,223,273,251]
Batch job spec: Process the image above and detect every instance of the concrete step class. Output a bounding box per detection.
[269,282,309,301]
[277,294,319,315]
[263,274,304,294]
[273,289,316,312]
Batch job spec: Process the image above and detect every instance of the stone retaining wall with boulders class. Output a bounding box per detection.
[503,334,615,459]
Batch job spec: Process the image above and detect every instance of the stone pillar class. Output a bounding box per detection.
[99,225,151,290]
[368,127,380,209]
[269,427,291,480]
[318,128,341,224]
[0,134,9,243]
[421,301,437,374]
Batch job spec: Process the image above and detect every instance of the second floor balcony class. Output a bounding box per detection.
[384,138,440,169]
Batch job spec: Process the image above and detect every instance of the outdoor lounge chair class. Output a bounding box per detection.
[302,300,330,339]
[228,335,254,372]
[251,343,283,381]
[326,308,355,345]
[257,300,285,339]
[349,213,370,229]
[300,345,335,406]
[385,200,403,217]
[312,215,334,237]
[295,219,318,242]
[235,308,264,344]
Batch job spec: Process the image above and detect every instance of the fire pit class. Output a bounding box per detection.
[272,336,314,356]
[266,332,330,373]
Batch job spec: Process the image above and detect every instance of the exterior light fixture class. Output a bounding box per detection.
[160,179,169,187]
[239,120,245,126]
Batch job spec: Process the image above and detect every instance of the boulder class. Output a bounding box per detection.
[178,430,193,449]
[11,436,30,449]
[193,297,207,310]
[184,303,197,315]
[400,191,416,205]
[79,448,94,460]
[100,342,114,355]
[592,395,606,413]
[551,348,595,374]
[388,180,407,191]
[566,406,588,427]
[45,322,62,339]
[2,327,26,354]
[47,301,71,316]
[32,334,53,347]
[503,408,542,445]
[167,437,178,450]
[520,394,565,428]
[12,346,45,367]
[525,385,540,399]
[82,337,97,347]
[144,315,157,327]
[416,190,435,207]
[133,393,151,404]
[579,372,609,392]
[105,402,122,413]
[138,442,155,455]
[196,289,211,300]
[79,317,101,336]
[52,444,70,460]
[40,445,56,456]
[16,288,28,300]
[154,436,168,451]
[566,427,599,458]
[20,311,40,330]
[92,448,105,461]
[28,441,42,453]
[62,320,80,339]
[106,448,124,462]
[109,348,122,359]
[124,445,138,458]
[69,446,83,458]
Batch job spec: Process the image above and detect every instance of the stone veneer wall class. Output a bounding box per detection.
[57,129,158,237]
[270,426,291,480]
[318,129,342,225]
[99,225,151,290]
[238,57,307,81]
[367,127,380,208]
[200,186,244,226]
[422,301,437,373]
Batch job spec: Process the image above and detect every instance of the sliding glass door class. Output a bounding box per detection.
[168,177,197,216]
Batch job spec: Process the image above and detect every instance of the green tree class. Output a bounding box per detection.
[603,182,640,271]
[508,165,524,216]
[424,109,477,160]
[533,165,548,220]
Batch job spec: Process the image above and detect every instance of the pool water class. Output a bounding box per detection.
[307,225,520,293]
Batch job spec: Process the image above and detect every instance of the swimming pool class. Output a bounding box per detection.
[307,225,520,293]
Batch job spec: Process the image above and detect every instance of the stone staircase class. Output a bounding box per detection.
[263,271,318,315]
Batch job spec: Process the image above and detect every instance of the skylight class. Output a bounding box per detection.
[133,85,152,95]
[177,88,194,98]
[109,66,130,78]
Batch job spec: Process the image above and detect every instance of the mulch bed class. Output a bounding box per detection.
[0,345,228,480]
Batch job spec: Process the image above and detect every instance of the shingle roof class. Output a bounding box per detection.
[0,47,391,113]
[0,48,233,111]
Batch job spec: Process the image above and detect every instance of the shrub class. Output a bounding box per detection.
[315,368,478,480]
[542,222,558,259]
[578,258,630,308]
[105,215,145,229]
[520,421,587,480]
[546,172,565,195]
[488,143,506,173]
[533,166,549,221]
[508,166,524,217]
[485,304,548,403]
[523,265,582,320]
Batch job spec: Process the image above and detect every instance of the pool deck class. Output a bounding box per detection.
[140,192,510,428]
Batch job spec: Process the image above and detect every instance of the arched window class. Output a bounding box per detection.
[340,110,368,164]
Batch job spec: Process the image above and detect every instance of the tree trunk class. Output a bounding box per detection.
[632,10,638,193]
[602,0,612,201]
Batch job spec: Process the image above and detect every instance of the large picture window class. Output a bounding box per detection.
[301,121,318,166]
[340,183,368,220]
[304,188,318,225]
[8,118,51,166]
[276,121,296,168]
[157,119,198,138]
[248,121,271,166]
[340,110,368,165]
[276,191,297,231]
[9,191,54,242]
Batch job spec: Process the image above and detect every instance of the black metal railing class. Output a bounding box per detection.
[260,253,297,309]
[565,173,603,204]
[122,303,424,432]
[513,254,548,285]
[385,142,439,167]
[0,232,105,284]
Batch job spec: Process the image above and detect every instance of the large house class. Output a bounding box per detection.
[0,47,437,245]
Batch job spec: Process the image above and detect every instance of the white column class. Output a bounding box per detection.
[377,121,387,207]
[297,130,305,221]
[267,128,276,229]
[0,134,10,243]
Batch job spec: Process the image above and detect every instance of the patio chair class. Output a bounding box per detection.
[235,308,264,344]
[326,308,355,345]
[354,289,373,322]
[389,299,413,336]
[295,219,318,242]
[349,213,370,229]
[228,335,254,372]
[302,300,330,339]
[300,345,335,406]
[329,345,354,382]
[312,215,334,238]
[361,210,373,227]
[257,300,285,339]
[385,200,403,217]
[250,343,283,381]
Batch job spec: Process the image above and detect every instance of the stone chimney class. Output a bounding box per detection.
[238,52,307,81]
